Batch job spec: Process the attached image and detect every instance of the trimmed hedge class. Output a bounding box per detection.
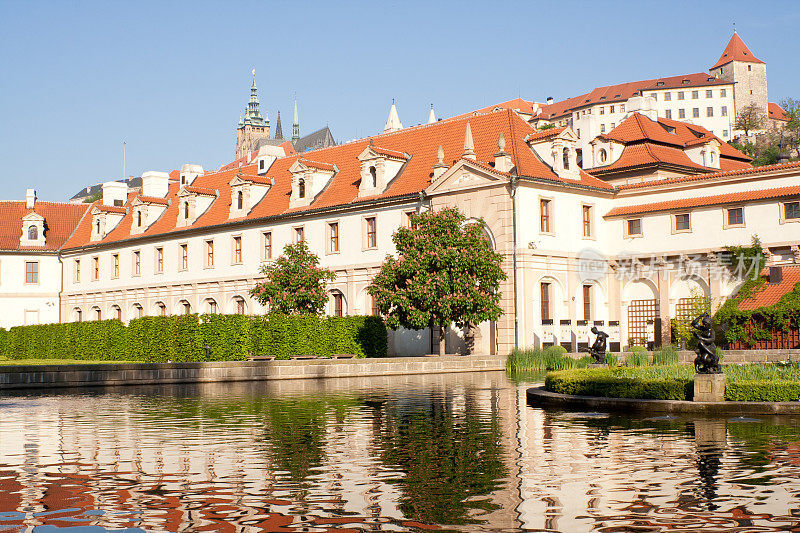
[726,381,800,402]
[545,369,694,400]
[0,314,387,362]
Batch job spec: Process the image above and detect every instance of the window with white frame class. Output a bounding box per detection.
[25,261,38,284]
[205,240,214,267]
[626,218,642,237]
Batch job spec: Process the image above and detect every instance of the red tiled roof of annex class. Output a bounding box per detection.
[63,109,612,250]
[616,160,800,191]
[738,265,800,311]
[605,184,800,217]
[535,73,730,120]
[0,201,89,251]
[710,32,764,70]
[769,102,790,122]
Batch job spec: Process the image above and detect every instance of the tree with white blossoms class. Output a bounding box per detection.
[368,207,506,356]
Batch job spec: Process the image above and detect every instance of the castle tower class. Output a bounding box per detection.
[235,70,270,159]
[709,31,767,122]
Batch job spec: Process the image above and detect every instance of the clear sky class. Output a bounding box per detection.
[1,0,798,201]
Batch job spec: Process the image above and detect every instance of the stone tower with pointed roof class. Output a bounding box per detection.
[709,31,767,123]
[235,71,271,159]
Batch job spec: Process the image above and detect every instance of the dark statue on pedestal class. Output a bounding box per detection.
[692,312,720,374]
[583,326,609,364]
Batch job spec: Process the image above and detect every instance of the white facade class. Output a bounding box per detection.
[0,253,62,328]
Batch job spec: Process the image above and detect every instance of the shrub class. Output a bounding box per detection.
[726,381,800,402]
[625,350,650,367]
[0,314,387,362]
[545,369,693,400]
[507,346,588,372]
[652,345,680,366]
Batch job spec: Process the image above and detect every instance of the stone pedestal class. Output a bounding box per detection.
[694,373,726,402]
[588,363,609,369]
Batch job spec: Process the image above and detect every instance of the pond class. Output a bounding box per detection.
[0,371,798,532]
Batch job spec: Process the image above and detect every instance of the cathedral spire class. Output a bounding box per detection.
[292,97,300,144]
[243,69,268,128]
[274,111,283,140]
[384,99,403,133]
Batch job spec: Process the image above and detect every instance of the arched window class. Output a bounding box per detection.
[137,211,142,227]
[184,202,189,219]
[563,148,570,170]
[298,178,305,199]
[369,166,377,188]
[710,152,716,165]
[28,225,38,240]
[133,303,144,319]
[112,305,121,320]
[95,220,101,234]
[598,148,608,164]
[237,191,243,210]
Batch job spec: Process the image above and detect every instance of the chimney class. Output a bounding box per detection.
[769,266,783,285]
[546,97,554,105]
[102,180,129,207]
[180,164,204,186]
[141,171,170,198]
[25,189,36,209]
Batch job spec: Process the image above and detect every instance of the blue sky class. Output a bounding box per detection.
[1,0,798,201]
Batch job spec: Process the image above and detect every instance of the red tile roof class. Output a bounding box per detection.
[183,186,218,196]
[94,204,127,214]
[0,201,90,251]
[769,102,790,122]
[369,146,409,160]
[605,184,800,217]
[616,160,800,190]
[234,173,273,185]
[525,127,566,142]
[63,109,612,250]
[135,195,170,205]
[458,98,540,118]
[600,113,683,146]
[710,32,764,70]
[738,266,800,311]
[536,73,729,120]
[595,143,709,173]
[298,158,337,172]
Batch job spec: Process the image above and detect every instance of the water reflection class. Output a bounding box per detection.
[0,372,799,532]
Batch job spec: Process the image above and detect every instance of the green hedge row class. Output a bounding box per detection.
[0,314,387,362]
[725,381,800,402]
[545,369,694,400]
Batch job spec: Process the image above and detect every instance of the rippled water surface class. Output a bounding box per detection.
[1,371,799,532]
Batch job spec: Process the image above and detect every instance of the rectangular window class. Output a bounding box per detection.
[365,217,377,249]
[583,285,592,321]
[721,106,728,116]
[609,105,615,113]
[651,93,657,101]
[232,236,242,264]
[665,109,672,119]
[92,256,99,280]
[600,124,606,133]
[74,259,80,283]
[294,227,304,244]
[675,213,691,231]
[133,251,141,276]
[112,253,119,278]
[620,104,625,112]
[706,90,713,98]
[540,198,551,233]
[333,293,343,317]
[723,129,729,137]
[582,205,593,237]
[262,231,272,260]
[155,247,163,273]
[664,92,671,101]
[371,294,380,317]
[727,207,744,226]
[692,108,700,118]
[707,107,714,117]
[205,240,214,267]
[180,244,188,270]
[691,90,699,99]
[208,300,217,314]
[678,108,686,119]
[599,107,604,115]
[236,298,245,315]
[610,122,615,129]
[626,218,642,236]
[25,261,38,284]
[403,211,415,228]
[785,202,800,220]
[329,222,339,253]
[677,91,684,100]
[540,282,551,321]
[721,88,727,97]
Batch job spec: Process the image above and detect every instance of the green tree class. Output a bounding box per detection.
[368,207,506,356]
[735,102,764,136]
[250,242,336,315]
[779,97,800,155]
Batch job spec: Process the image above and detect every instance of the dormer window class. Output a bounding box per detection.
[298,178,306,199]
[370,166,377,188]
[563,148,570,170]
[96,220,101,234]
[237,191,243,210]
[28,226,37,240]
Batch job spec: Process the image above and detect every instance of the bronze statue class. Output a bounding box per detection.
[583,326,609,364]
[692,312,720,374]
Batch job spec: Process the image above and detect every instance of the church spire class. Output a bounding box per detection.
[292,97,300,143]
[384,99,403,133]
[274,111,283,140]
[243,69,268,128]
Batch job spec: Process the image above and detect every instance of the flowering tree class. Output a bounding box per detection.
[250,242,336,315]
[368,207,506,356]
